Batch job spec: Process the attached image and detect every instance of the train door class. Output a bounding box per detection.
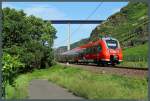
[96,43,103,65]
[97,44,102,59]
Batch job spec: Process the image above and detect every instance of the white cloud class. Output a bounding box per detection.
[2,3,69,20]
[24,6,69,20]
[2,3,14,8]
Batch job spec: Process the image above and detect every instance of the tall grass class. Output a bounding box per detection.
[5,64,148,99]
[123,43,148,60]
[119,43,148,68]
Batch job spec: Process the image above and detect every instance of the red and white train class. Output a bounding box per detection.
[58,36,123,66]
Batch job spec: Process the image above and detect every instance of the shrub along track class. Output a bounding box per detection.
[59,63,148,78]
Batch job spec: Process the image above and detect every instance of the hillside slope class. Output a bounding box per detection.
[90,2,148,48]
[115,43,148,68]
[123,43,148,60]
[56,2,148,53]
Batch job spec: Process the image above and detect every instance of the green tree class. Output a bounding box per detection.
[2,7,57,95]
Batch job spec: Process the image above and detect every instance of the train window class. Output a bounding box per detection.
[85,46,101,54]
[89,47,92,53]
[82,49,86,54]
[91,48,93,53]
[97,45,102,52]
[106,40,118,49]
[91,46,97,53]
[94,46,98,53]
[92,47,95,53]
[86,48,90,54]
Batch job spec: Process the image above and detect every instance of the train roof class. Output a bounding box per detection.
[102,37,117,41]
[61,47,86,55]
[61,36,118,56]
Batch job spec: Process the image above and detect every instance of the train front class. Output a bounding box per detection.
[101,37,123,66]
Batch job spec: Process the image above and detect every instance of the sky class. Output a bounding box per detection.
[2,2,128,48]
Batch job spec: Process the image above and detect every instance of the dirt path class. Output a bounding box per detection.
[28,79,83,99]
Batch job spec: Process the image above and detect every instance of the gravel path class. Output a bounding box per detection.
[60,63,148,78]
[28,79,83,99]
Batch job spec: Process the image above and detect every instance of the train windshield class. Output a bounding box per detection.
[106,40,118,49]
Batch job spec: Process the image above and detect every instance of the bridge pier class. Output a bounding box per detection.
[68,23,71,51]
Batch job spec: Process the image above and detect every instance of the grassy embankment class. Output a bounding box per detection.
[6,64,147,99]
[118,43,148,68]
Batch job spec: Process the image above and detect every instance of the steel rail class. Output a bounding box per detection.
[63,63,148,71]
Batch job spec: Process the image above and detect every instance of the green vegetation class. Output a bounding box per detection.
[2,2,148,99]
[123,43,148,59]
[2,53,25,97]
[6,64,148,99]
[56,2,148,68]
[90,2,148,48]
[118,61,147,68]
[56,2,148,50]
[118,43,148,68]
[2,7,56,97]
[2,53,25,85]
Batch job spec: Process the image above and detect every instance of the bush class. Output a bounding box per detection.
[2,53,25,98]
[2,53,25,85]
[2,7,57,98]
[2,7,57,70]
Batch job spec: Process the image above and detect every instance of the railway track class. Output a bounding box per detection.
[59,63,148,78]
[77,63,148,70]
[114,66,148,70]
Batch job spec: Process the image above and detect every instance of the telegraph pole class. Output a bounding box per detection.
[68,23,71,51]
[66,23,71,65]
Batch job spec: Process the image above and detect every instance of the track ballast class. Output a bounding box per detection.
[59,63,148,78]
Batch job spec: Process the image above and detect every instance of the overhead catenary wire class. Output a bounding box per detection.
[71,2,103,36]
[55,2,103,48]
